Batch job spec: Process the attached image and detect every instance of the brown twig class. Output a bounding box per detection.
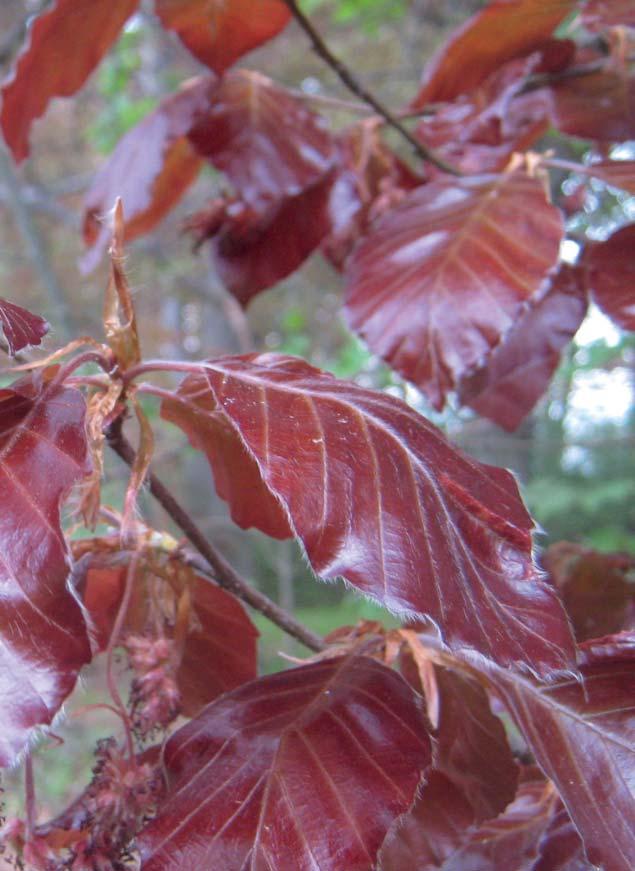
[282,0,459,175]
[106,418,325,653]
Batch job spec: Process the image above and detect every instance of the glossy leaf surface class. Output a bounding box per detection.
[414,0,576,105]
[583,225,635,330]
[154,0,290,74]
[543,541,635,642]
[138,656,431,870]
[345,171,564,409]
[82,78,210,271]
[484,634,635,871]
[161,353,576,674]
[458,265,587,431]
[0,0,139,162]
[0,298,49,355]
[187,70,334,210]
[0,372,91,765]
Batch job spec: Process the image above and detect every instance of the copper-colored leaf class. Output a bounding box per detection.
[0,0,139,162]
[550,70,635,142]
[534,802,590,871]
[190,178,335,305]
[81,77,210,271]
[458,264,588,431]
[581,0,635,30]
[0,298,49,355]
[187,70,335,210]
[161,353,576,674]
[344,170,564,409]
[583,225,635,329]
[483,633,635,871]
[138,656,432,871]
[432,667,518,821]
[543,541,635,642]
[0,372,91,765]
[154,0,291,74]
[413,0,576,106]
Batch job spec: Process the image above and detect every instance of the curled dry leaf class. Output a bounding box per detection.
[413,0,577,106]
[154,0,291,74]
[345,169,564,409]
[161,353,576,674]
[0,297,49,355]
[0,0,139,162]
[458,264,588,431]
[138,656,432,871]
[0,370,91,765]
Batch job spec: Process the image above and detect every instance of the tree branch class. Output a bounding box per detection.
[106,418,325,653]
[282,0,459,175]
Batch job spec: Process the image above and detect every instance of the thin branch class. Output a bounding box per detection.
[282,0,459,175]
[106,418,325,653]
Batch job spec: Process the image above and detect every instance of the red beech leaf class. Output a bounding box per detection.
[543,541,635,642]
[583,225,635,329]
[534,802,590,871]
[138,656,431,870]
[81,77,210,272]
[0,371,91,765]
[413,0,576,106]
[0,0,139,163]
[154,0,291,74]
[581,159,635,194]
[549,70,635,142]
[482,633,635,871]
[381,775,557,871]
[458,264,588,431]
[0,298,49,355]
[187,70,335,210]
[344,170,564,409]
[432,667,518,821]
[379,771,476,870]
[161,353,576,674]
[190,178,335,304]
[81,552,258,713]
[581,1,635,31]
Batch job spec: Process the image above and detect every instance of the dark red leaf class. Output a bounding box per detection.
[187,70,335,210]
[161,353,576,674]
[138,656,431,871]
[81,77,210,271]
[0,371,91,765]
[583,225,635,329]
[344,170,564,409]
[534,802,591,871]
[0,0,139,162]
[581,0,635,31]
[413,0,576,106]
[482,633,635,871]
[154,0,291,74]
[432,667,518,821]
[458,264,588,431]
[379,772,476,870]
[581,159,635,194]
[550,70,635,142]
[0,297,49,355]
[543,541,635,642]
[381,775,557,871]
[189,178,335,304]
